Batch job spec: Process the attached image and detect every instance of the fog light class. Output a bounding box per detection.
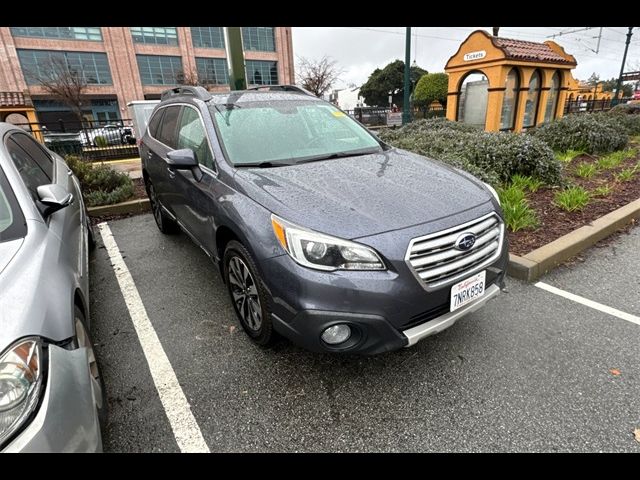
[321,324,351,345]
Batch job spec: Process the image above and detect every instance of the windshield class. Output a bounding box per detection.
[0,166,26,243]
[210,100,382,166]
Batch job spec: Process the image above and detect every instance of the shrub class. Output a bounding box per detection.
[65,155,135,207]
[93,135,108,148]
[413,73,448,109]
[553,186,590,212]
[509,174,543,192]
[378,119,562,186]
[608,103,640,116]
[529,113,628,154]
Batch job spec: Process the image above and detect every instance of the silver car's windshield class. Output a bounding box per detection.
[210,100,382,166]
[0,166,26,243]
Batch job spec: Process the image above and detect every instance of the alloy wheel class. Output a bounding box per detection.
[228,256,262,331]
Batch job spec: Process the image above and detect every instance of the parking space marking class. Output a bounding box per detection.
[535,281,640,327]
[98,222,210,453]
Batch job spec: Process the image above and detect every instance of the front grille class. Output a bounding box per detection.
[405,213,504,291]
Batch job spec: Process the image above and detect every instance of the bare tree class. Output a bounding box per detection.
[175,67,201,86]
[296,56,343,98]
[33,56,87,123]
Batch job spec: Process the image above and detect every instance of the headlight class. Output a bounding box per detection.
[271,214,386,271]
[0,339,44,448]
[483,182,500,205]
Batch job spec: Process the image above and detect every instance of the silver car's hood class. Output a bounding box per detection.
[0,238,23,275]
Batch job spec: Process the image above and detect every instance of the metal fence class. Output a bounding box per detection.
[14,118,139,161]
[345,105,445,126]
[563,99,614,114]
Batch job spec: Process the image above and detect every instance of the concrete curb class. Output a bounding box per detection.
[88,198,150,217]
[508,197,640,281]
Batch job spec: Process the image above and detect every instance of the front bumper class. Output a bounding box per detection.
[261,225,508,355]
[2,345,102,453]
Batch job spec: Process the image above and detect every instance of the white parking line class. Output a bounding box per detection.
[98,222,210,453]
[535,281,640,327]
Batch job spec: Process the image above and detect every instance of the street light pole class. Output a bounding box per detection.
[402,27,411,125]
[613,27,634,106]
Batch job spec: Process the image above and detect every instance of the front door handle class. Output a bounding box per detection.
[167,167,176,179]
[147,151,153,160]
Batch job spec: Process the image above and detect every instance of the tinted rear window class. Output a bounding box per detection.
[157,106,181,149]
[148,108,164,138]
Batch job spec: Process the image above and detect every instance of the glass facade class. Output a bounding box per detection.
[191,27,225,49]
[136,55,183,85]
[544,71,561,123]
[130,27,178,46]
[195,58,229,85]
[242,27,275,52]
[11,27,102,41]
[246,60,278,85]
[500,69,520,130]
[17,49,112,85]
[523,71,541,128]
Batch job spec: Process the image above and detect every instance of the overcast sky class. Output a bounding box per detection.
[292,27,640,89]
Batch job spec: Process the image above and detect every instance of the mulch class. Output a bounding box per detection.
[508,149,640,256]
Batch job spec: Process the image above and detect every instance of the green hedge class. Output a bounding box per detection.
[378,119,562,186]
[528,113,629,154]
[65,155,134,207]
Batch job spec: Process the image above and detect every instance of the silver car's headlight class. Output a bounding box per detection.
[271,214,386,271]
[483,182,500,205]
[0,338,44,448]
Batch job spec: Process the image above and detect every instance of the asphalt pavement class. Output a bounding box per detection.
[89,214,640,452]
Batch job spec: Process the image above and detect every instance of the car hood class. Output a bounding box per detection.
[233,148,492,239]
[0,238,23,275]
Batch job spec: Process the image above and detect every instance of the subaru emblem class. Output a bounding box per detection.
[455,233,476,251]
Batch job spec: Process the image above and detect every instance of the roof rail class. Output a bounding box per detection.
[161,85,212,102]
[246,84,316,97]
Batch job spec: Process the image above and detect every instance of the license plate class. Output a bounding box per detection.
[450,271,486,312]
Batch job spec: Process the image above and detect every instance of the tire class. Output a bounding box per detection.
[74,306,108,431]
[144,175,179,234]
[223,240,275,346]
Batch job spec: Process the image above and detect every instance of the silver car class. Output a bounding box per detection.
[0,123,104,452]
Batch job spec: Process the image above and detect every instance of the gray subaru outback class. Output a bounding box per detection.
[140,86,508,355]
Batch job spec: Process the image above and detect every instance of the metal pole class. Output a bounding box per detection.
[224,27,247,90]
[402,27,411,125]
[613,27,634,106]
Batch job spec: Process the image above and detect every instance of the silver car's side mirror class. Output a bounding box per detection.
[37,184,74,217]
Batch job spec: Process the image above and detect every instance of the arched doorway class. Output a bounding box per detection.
[456,71,489,128]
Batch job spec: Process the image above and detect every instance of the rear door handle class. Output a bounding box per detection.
[167,167,176,179]
[147,151,153,160]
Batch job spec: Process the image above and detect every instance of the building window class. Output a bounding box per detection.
[457,71,488,128]
[11,27,102,41]
[191,27,225,49]
[544,71,561,123]
[130,27,178,46]
[195,58,229,85]
[523,70,542,128]
[500,68,520,131]
[17,49,112,85]
[242,27,275,52]
[246,60,278,86]
[136,55,183,85]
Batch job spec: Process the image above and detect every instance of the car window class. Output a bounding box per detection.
[176,107,214,170]
[210,100,381,166]
[6,136,52,203]
[0,165,27,242]
[148,109,164,138]
[157,106,181,149]
[10,132,53,180]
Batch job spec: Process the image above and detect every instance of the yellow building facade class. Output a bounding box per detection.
[445,30,577,132]
[0,91,42,141]
[566,76,618,101]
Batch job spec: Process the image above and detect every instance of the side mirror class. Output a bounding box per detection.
[37,184,74,217]
[166,149,203,181]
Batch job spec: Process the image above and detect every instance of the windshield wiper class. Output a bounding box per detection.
[295,149,380,165]
[236,160,294,168]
